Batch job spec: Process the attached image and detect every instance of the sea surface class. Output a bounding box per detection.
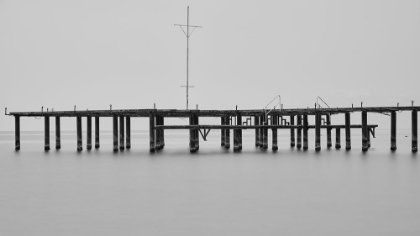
[0,129,419,236]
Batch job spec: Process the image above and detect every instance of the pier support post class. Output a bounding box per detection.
[161,116,165,149]
[345,112,351,150]
[225,116,230,149]
[391,111,397,151]
[119,116,124,150]
[272,114,278,151]
[234,114,242,151]
[326,114,332,148]
[297,115,302,149]
[15,116,20,151]
[303,114,308,150]
[335,128,341,149]
[44,116,50,151]
[95,116,100,149]
[254,116,259,147]
[156,116,162,150]
[194,114,199,151]
[189,115,196,153]
[412,110,417,153]
[55,116,60,150]
[77,116,82,152]
[126,116,131,149]
[87,116,92,150]
[149,114,155,152]
[221,117,225,147]
[113,115,118,152]
[290,115,295,147]
[315,112,321,151]
[362,111,368,152]
[262,114,268,150]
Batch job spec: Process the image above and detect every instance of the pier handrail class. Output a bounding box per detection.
[316,96,330,109]
[264,95,282,119]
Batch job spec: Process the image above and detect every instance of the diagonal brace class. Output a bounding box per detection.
[198,128,211,141]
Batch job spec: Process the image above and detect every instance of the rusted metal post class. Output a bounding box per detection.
[326,114,332,148]
[254,116,259,147]
[44,116,50,151]
[225,116,230,149]
[345,112,351,150]
[15,116,20,151]
[362,111,368,152]
[303,114,308,150]
[113,115,118,152]
[119,115,124,150]
[55,116,60,150]
[297,115,302,149]
[390,111,397,151]
[95,116,100,149]
[272,114,278,151]
[77,116,82,152]
[126,116,131,149]
[412,110,417,153]
[290,115,295,147]
[315,112,321,151]
[335,128,341,149]
[87,116,92,150]
[149,114,155,152]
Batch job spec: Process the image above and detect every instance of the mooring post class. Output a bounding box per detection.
[15,116,20,151]
[44,115,50,151]
[77,116,82,152]
[326,114,332,148]
[297,115,302,149]
[55,116,60,150]
[362,111,368,152]
[113,115,118,152]
[221,117,225,147]
[254,116,259,147]
[225,116,230,149]
[194,114,199,151]
[272,114,278,151]
[315,112,321,151]
[126,116,131,149]
[86,116,92,150]
[119,115,125,150]
[290,115,295,147]
[149,114,155,152]
[335,128,341,149]
[412,110,418,153]
[95,116,100,149]
[390,111,397,151]
[345,112,351,150]
[303,114,308,150]
[262,113,268,150]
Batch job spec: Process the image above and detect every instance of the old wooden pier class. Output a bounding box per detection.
[6,105,419,153]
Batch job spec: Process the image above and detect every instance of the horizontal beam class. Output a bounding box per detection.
[155,124,379,130]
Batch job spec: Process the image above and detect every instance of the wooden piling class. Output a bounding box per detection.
[44,116,50,151]
[412,110,417,153]
[15,116,20,151]
[345,112,351,150]
[297,115,302,149]
[161,116,165,148]
[95,116,100,149]
[189,115,196,152]
[119,116,124,150]
[361,111,368,152]
[126,116,131,149]
[254,116,259,147]
[272,114,278,151]
[335,128,341,149]
[87,116,92,150]
[194,114,199,151]
[113,115,118,152]
[367,128,371,148]
[390,111,397,151]
[55,116,61,150]
[238,114,242,150]
[77,116,82,152]
[225,116,230,149]
[221,117,225,147]
[290,115,295,147]
[303,114,308,150]
[149,114,155,152]
[234,115,240,151]
[155,116,161,150]
[315,112,321,151]
[262,113,268,150]
[326,114,332,148]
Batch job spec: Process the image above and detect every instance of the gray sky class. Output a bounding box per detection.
[1,0,419,131]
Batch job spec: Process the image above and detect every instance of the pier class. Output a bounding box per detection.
[6,105,420,153]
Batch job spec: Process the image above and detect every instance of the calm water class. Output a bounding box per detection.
[0,129,419,236]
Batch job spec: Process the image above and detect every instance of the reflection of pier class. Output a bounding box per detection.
[6,106,418,153]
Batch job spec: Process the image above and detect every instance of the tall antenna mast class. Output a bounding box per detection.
[175,6,202,110]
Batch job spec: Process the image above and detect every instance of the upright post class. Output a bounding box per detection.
[126,116,131,149]
[315,112,321,151]
[412,110,418,153]
[77,116,82,152]
[113,115,118,152]
[55,116,61,150]
[87,116,92,150]
[221,117,225,147]
[290,115,295,147]
[149,114,155,152]
[194,114,199,151]
[15,116,20,151]
[345,112,351,150]
[326,114,332,148]
[155,116,162,150]
[390,111,397,151]
[119,115,124,150]
[161,116,165,148]
[225,116,230,149]
[254,116,260,147]
[367,128,371,148]
[234,115,240,151]
[95,116,100,149]
[44,116,50,151]
[272,114,278,151]
[303,114,308,150]
[262,113,268,150]
[189,115,195,152]
[361,111,368,152]
[297,115,302,149]
[335,128,341,149]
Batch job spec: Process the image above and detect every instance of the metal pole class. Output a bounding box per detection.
[186,6,189,109]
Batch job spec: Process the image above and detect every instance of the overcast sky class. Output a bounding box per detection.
[1,0,419,131]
